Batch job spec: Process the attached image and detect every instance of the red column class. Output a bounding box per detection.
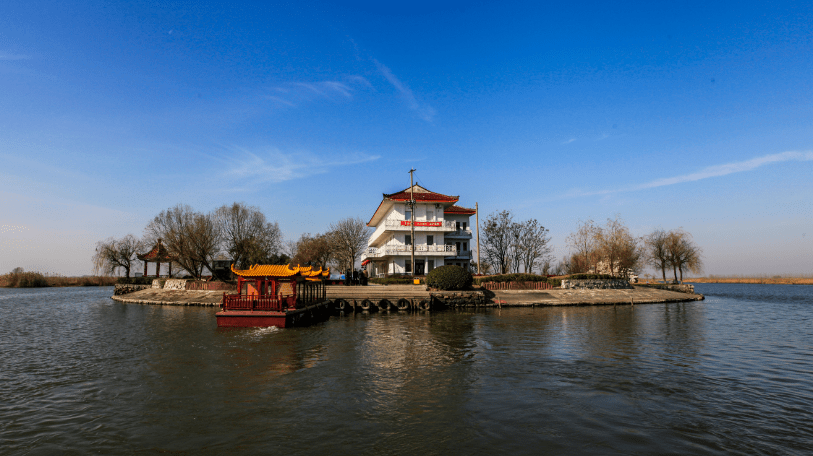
[143,261,148,277]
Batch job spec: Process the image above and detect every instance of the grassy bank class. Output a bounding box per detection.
[684,276,813,285]
[0,271,118,288]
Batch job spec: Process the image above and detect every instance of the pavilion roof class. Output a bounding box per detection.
[383,185,459,203]
[230,264,330,279]
[368,184,460,226]
[444,205,476,215]
[137,239,176,262]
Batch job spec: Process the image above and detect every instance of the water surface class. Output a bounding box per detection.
[1,284,812,455]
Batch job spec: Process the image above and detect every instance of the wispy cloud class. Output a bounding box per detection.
[0,51,30,60]
[373,59,436,122]
[265,78,370,107]
[223,147,380,189]
[562,138,576,145]
[567,151,813,198]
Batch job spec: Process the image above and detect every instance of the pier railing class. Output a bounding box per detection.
[221,294,295,311]
[480,281,553,291]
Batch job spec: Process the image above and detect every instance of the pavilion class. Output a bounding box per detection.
[137,239,176,277]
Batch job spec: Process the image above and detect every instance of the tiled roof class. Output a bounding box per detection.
[230,264,330,278]
[444,205,476,215]
[137,239,175,261]
[383,185,458,203]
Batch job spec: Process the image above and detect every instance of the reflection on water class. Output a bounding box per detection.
[1,284,812,455]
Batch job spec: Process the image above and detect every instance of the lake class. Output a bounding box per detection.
[1,284,812,455]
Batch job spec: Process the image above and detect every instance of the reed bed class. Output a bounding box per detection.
[0,271,117,288]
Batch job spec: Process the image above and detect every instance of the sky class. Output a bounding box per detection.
[1,0,812,276]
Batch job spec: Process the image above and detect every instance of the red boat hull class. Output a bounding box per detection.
[216,301,331,328]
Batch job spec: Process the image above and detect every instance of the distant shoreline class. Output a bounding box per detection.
[683,277,813,285]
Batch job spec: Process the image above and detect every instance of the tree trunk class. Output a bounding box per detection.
[672,265,678,283]
[679,267,684,283]
[661,267,666,282]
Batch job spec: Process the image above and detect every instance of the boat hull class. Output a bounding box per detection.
[216,301,332,328]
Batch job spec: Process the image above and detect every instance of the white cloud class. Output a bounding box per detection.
[568,150,813,198]
[223,147,380,188]
[373,59,436,122]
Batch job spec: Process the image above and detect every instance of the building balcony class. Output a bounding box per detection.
[447,250,472,259]
[369,220,458,245]
[445,229,473,239]
[385,220,456,231]
[362,244,457,259]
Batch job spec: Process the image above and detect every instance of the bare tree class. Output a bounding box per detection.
[566,219,600,274]
[645,229,670,282]
[93,234,143,277]
[517,219,553,274]
[291,232,333,268]
[215,202,283,269]
[329,217,371,272]
[595,216,640,277]
[145,204,216,279]
[482,210,515,274]
[667,229,703,282]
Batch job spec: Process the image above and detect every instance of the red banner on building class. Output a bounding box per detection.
[400,221,442,227]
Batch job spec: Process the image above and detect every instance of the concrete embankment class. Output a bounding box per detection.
[111,289,225,306]
[489,286,703,307]
[111,284,702,307]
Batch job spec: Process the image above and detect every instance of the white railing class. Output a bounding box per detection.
[445,229,473,237]
[384,220,456,231]
[364,244,457,257]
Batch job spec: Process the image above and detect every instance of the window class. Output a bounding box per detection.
[456,221,461,231]
[427,211,434,221]
[462,222,467,230]
[463,242,468,251]
[427,235,434,245]
[405,210,412,221]
[428,260,435,272]
[405,261,412,273]
[405,234,412,245]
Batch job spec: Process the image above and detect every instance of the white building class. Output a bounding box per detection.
[361,185,476,277]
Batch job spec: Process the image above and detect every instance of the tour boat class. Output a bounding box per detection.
[216,264,331,328]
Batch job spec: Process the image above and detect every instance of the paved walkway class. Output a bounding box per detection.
[111,286,702,307]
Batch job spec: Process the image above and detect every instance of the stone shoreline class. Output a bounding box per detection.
[111,286,703,307]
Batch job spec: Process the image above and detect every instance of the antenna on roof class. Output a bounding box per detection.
[409,168,416,277]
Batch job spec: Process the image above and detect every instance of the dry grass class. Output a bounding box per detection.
[0,271,118,288]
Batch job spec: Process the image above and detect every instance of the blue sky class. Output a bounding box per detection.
[1,0,812,276]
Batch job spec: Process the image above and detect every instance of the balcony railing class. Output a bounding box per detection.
[384,220,456,231]
[363,244,458,258]
[445,229,473,237]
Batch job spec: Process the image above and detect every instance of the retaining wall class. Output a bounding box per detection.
[561,279,633,290]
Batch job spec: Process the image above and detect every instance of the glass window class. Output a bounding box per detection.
[405,210,412,221]
[405,234,412,245]
[463,242,468,251]
[427,235,434,245]
[428,260,435,272]
[405,261,412,273]
[462,222,467,230]
[427,211,434,221]
[456,221,461,231]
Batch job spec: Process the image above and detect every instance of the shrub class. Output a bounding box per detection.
[426,265,472,290]
[548,277,562,287]
[116,277,155,285]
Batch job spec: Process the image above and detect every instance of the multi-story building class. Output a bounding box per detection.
[361,185,476,277]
